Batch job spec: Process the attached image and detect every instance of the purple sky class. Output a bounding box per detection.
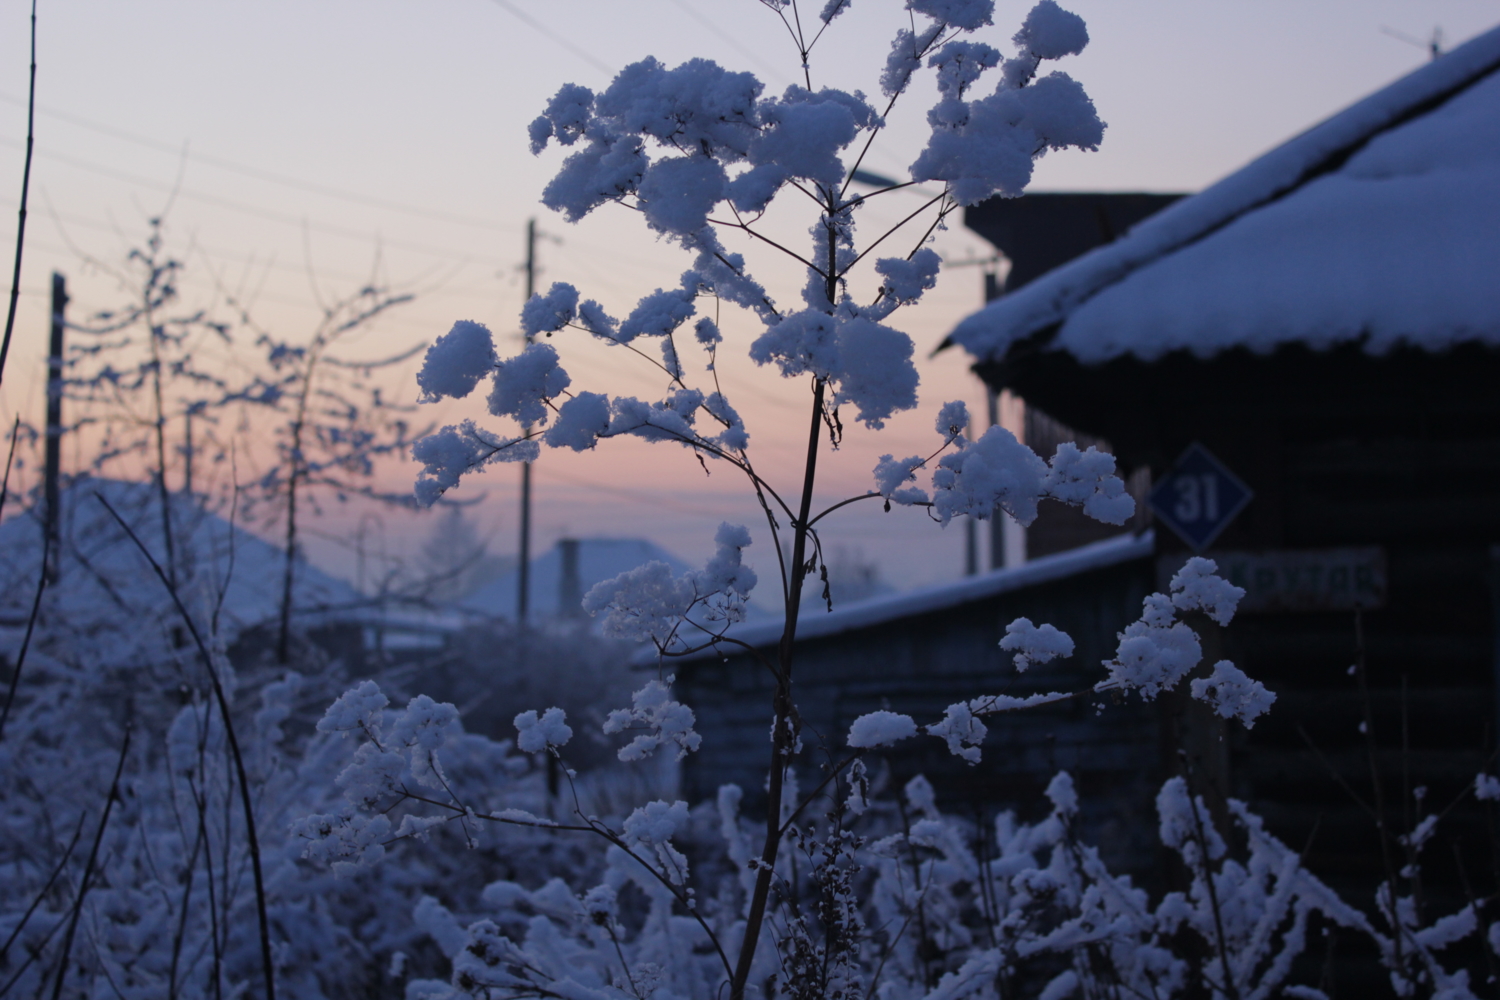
[0,0,1491,594]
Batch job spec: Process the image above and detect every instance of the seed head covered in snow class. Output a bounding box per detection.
[1475,774,1500,801]
[521,282,581,336]
[318,679,390,740]
[412,421,537,505]
[622,801,695,887]
[749,310,919,428]
[527,82,595,153]
[417,320,496,402]
[912,72,1104,206]
[848,710,919,748]
[819,0,852,25]
[604,679,701,761]
[617,288,696,343]
[909,0,994,31]
[831,317,920,428]
[870,248,942,318]
[584,530,759,646]
[750,86,881,189]
[622,799,692,874]
[1100,593,1203,700]
[514,707,574,753]
[1170,556,1245,625]
[576,298,618,339]
[1042,442,1135,525]
[638,155,729,235]
[1000,617,1074,671]
[1190,661,1275,728]
[1014,0,1089,59]
[543,391,610,451]
[583,561,696,644]
[874,453,929,505]
[487,342,571,425]
[931,425,1048,524]
[693,316,722,347]
[927,41,1001,128]
[703,392,748,450]
[935,400,969,441]
[927,701,987,763]
[694,523,758,622]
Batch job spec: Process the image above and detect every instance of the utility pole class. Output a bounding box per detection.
[43,271,66,582]
[518,218,536,624]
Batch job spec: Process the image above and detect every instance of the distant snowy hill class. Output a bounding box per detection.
[0,478,364,642]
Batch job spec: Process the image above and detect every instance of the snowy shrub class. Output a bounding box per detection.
[294,3,1497,998]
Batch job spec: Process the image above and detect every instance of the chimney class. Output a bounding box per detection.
[558,538,584,619]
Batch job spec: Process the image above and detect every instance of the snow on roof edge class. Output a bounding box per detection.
[648,530,1153,666]
[949,23,1500,363]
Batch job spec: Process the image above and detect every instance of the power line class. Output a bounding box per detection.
[0,91,521,235]
[0,135,493,265]
[483,0,616,78]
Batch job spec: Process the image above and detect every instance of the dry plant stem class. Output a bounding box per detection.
[730,370,827,1000]
[1183,773,1241,1000]
[94,493,276,1000]
[144,275,179,588]
[0,533,49,742]
[49,727,130,1000]
[167,814,208,1000]
[1,415,20,521]
[0,0,37,388]
[1353,608,1403,968]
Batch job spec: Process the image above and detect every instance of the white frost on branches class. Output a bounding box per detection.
[412,421,537,506]
[1100,561,1248,700]
[882,422,1133,527]
[582,523,758,647]
[604,679,702,762]
[293,683,467,875]
[1190,660,1276,728]
[749,309,919,429]
[513,707,574,753]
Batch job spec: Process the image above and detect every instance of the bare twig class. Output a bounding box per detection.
[49,727,131,1000]
[0,0,37,387]
[0,532,49,742]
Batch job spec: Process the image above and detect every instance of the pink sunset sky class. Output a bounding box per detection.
[0,0,1491,594]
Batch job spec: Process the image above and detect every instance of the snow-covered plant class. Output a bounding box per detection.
[232,278,423,662]
[394,2,1123,993]
[289,3,1494,999]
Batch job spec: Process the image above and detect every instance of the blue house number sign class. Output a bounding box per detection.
[1147,443,1253,551]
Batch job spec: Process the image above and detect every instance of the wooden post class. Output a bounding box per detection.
[44,271,66,582]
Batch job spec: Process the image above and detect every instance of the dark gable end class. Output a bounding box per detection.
[949,23,1500,946]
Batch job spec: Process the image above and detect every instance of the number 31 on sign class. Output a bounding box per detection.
[1147,443,1254,551]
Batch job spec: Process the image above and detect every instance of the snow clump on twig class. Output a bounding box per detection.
[604,679,701,762]
[513,707,573,753]
[1190,661,1276,728]
[847,710,918,748]
[417,320,496,401]
[1001,617,1074,671]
